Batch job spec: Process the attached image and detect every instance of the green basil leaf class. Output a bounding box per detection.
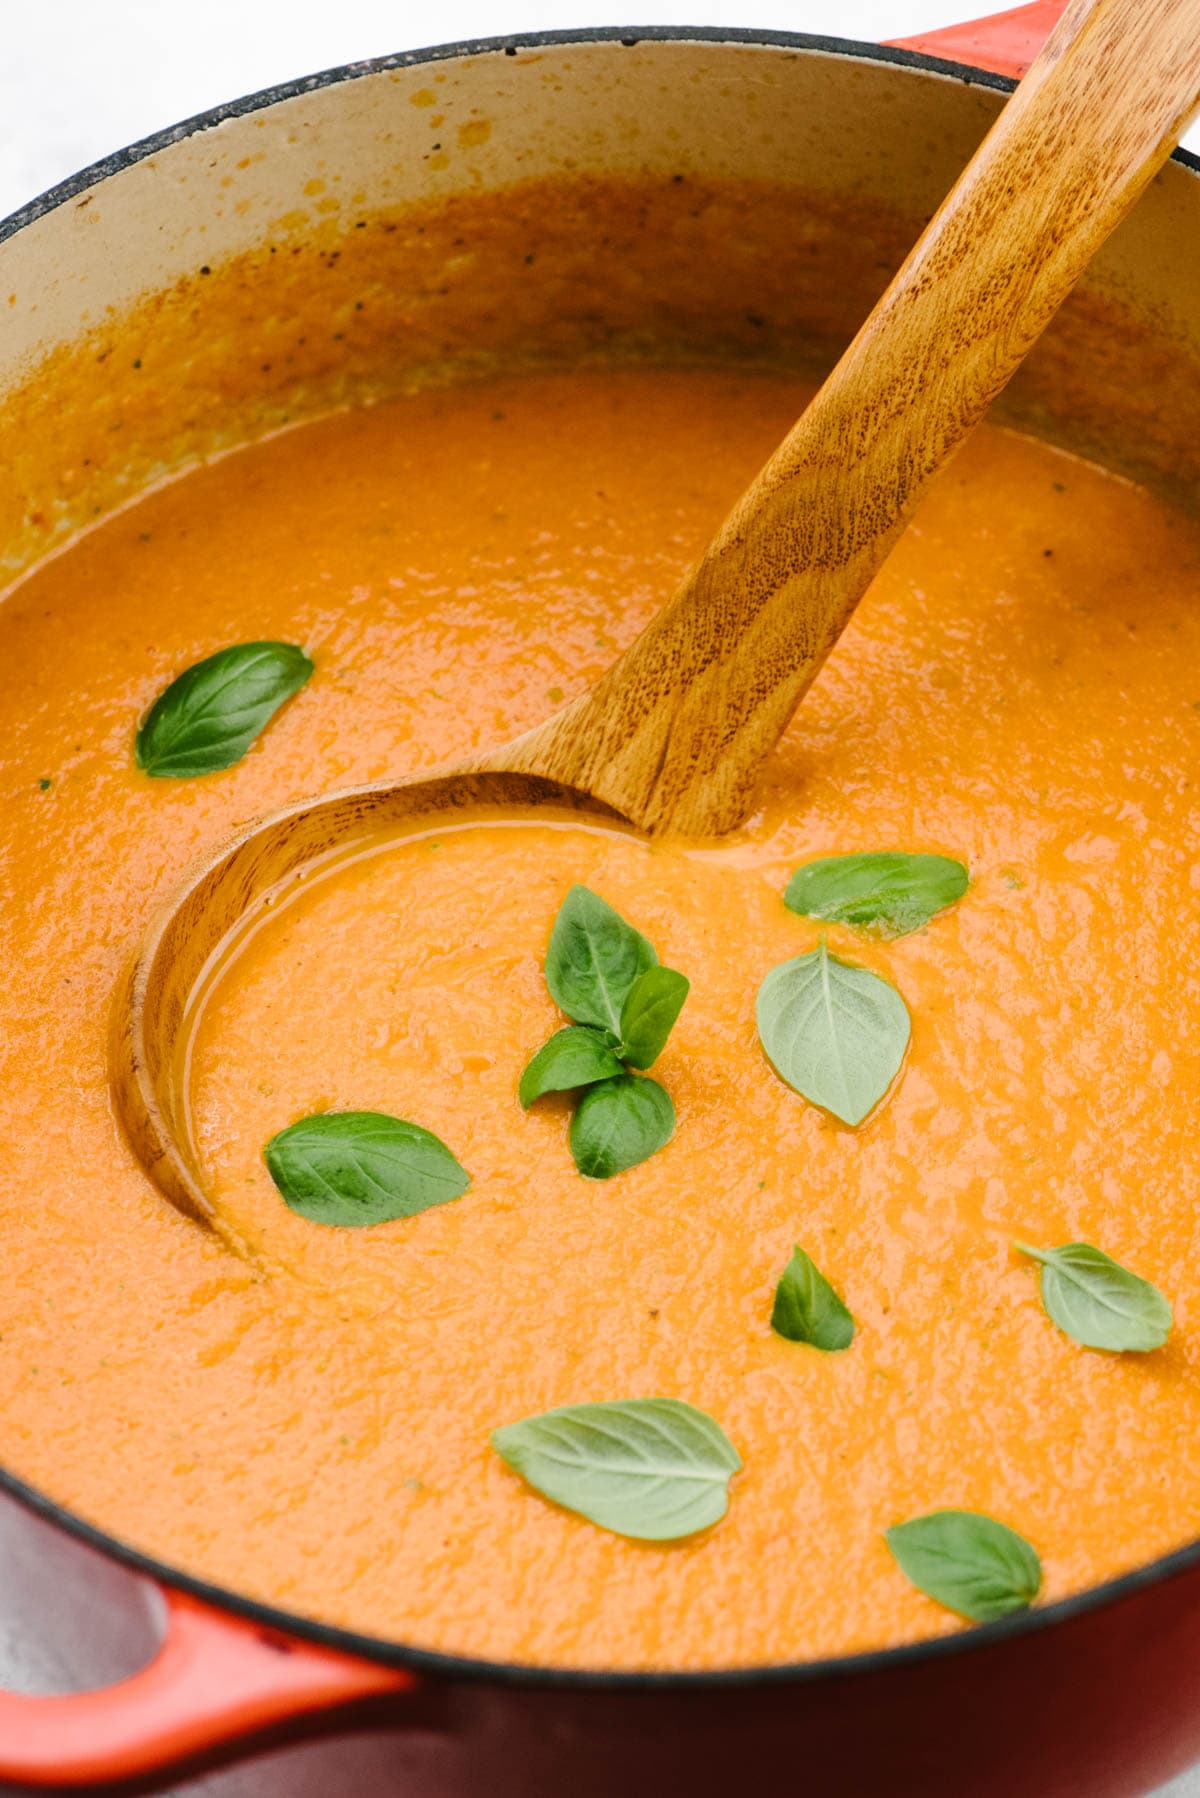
[1015,1241,1172,1352]
[784,852,969,938]
[136,641,313,778]
[770,1246,855,1350]
[616,966,690,1069]
[756,941,910,1126]
[492,1397,740,1540]
[544,885,657,1036]
[569,1073,675,1179]
[264,1110,469,1227]
[518,1026,626,1108]
[885,1510,1042,1622]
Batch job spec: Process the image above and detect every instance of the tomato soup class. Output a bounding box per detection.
[0,358,1198,1670]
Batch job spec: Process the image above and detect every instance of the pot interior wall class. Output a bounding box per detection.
[1,35,1199,586]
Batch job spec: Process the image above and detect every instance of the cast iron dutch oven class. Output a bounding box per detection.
[2,2,1200,1791]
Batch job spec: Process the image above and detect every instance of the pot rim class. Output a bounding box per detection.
[4,19,1199,1695]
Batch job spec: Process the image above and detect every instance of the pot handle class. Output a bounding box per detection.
[0,1588,418,1788]
[888,0,1068,78]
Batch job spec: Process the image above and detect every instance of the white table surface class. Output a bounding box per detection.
[1,3,1197,1792]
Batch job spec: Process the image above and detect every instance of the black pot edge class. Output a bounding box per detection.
[2,19,1199,1698]
[3,21,1197,247]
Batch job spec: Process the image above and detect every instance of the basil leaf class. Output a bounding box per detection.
[264,1111,469,1227]
[135,641,313,778]
[518,1026,626,1108]
[1015,1241,1172,1352]
[492,1397,740,1540]
[784,852,969,938]
[770,1246,855,1350]
[886,1510,1042,1622]
[569,1073,674,1179]
[617,966,690,1069]
[545,886,657,1036]
[756,941,910,1126]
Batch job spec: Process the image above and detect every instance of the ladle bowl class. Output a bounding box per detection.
[111,770,610,1229]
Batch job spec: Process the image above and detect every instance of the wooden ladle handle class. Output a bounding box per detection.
[502,0,1200,837]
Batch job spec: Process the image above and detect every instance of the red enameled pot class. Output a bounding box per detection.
[2,3,1200,1791]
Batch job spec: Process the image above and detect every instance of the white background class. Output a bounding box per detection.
[1,3,1198,1792]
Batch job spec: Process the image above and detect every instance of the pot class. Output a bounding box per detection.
[2,3,1200,1791]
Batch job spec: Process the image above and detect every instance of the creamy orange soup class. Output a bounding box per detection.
[1,361,1199,1669]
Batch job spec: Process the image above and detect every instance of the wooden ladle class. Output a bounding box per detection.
[113,0,1200,1228]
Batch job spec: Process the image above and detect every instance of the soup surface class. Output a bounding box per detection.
[2,363,1199,1669]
